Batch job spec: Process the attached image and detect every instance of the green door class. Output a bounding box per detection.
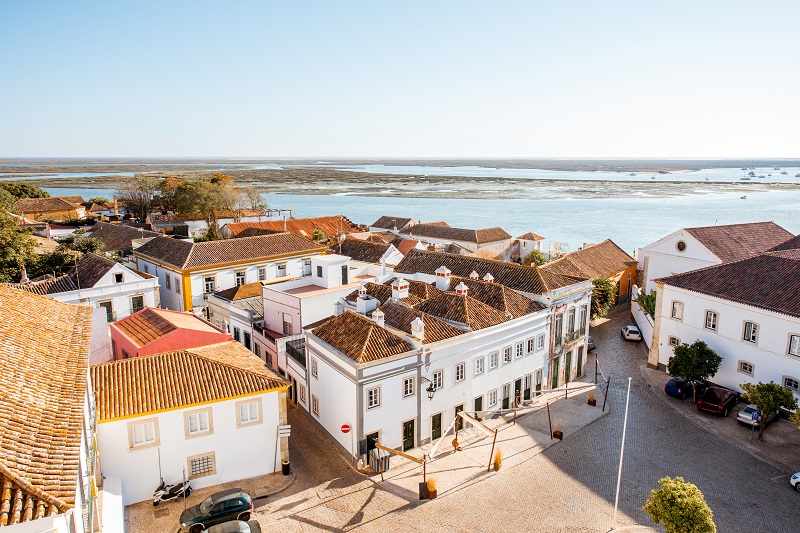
[551,357,560,389]
[402,420,415,451]
[565,351,572,384]
[454,404,464,431]
[577,347,584,378]
[341,265,349,285]
[431,413,442,440]
[474,396,483,421]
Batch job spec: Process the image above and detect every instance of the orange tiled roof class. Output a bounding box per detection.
[312,311,412,363]
[517,232,545,241]
[226,216,360,240]
[684,222,793,263]
[13,197,83,213]
[542,239,636,279]
[90,341,288,421]
[114,308,222,347]
[0,286,93,522]
[448,275,547,318]
[379,302,465,343]
[416,292,510,330]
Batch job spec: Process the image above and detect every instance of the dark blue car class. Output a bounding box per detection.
[665,377,707,400]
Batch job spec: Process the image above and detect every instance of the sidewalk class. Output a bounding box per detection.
[640,364,800,474]
[370,375,610,502]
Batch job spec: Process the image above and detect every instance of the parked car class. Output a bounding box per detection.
[664,377,707,400]
[791,472,800,493]
[180,489,253,533]
[736,404,780,427]
[587,336,596,351]
[696,387,738,416]
[206,520,262,533]
[620,325,642,341]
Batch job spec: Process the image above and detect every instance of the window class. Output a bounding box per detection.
[789,334,800,357]
[175,276,181,293]
[515,342,524,359]
[277,263,287,277]
[129,420,158,449]
[367,387,381,409]
[204,276,215,294]
[235,271,246,286]
[455,363,465,382]
[254,344,261,358]
[98,300,113,322]
[114,272,123,283]
[783,377,799,393]
[233,327,241,342]
[403,377,415,398]
[131,295,144,313]
[187,452,216,479]
[316,265,323,278]
[165,275,171,290]
[243,332,251,350]
[489,351,499,369]
[579,305,588,330]
[311,395,319,416]
[527,338,534,354]
[668,336,680,347]
[676,240,687,252]
[536,333,545,350]
[705,311,718,331]
[432,370,443,390]
[311,358,318,378]
[567,309,576,333]
[122,349,132,359]
[671,301,684,320]
[303,259,312,276]
[298,384,306,404]
[237,400,260,426]
[555,313,563,339]
[283,313,293,335]
[488,388,498,406]
[743,322,758,343]
[258,267,266,281]
[185,409,212,437]
[503,346,512,364]
[143,264,149,274]
[474,356,485,375]
[738,361,754,376]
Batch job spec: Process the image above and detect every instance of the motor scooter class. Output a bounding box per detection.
[152,477,192,506]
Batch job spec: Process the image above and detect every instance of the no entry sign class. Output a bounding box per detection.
[341,424,351,434]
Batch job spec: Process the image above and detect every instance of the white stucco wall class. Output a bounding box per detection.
[638,231,720,292]
[96,392,282,505]
[656,285,800,400]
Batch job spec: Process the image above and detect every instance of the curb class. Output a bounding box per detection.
[256,469,297,499]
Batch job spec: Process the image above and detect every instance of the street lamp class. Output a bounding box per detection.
[422,377,436,400]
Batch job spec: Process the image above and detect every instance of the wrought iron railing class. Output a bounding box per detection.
[286,339,306,368]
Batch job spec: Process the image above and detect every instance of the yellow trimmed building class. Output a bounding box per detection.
[90,340,289,505]
[132,232,327,317]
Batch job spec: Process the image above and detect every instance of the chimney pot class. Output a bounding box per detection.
[435,266,451,291]
[455,281,469,295]
[411,317,425,341]
[372,308,385,327]
[391,278,409,299]
[482,273,494,283]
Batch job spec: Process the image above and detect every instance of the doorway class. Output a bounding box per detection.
[341,265,349,285]
[402,420,415,451]
[431,413,442,441]
[502,384,510,410]
[454,404,464,432]
[565,351,572,384]
[577,346,584,378]
[514,378,522,407]
[365,431,379,464]
[524,373,532,401]
[551,357,560,389]
[535,369,543,396]
[474,396,483,421]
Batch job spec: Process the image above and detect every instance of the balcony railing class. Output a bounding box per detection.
[286,339,306,368]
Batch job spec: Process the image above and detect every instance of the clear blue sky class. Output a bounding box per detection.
[1,1,798,158]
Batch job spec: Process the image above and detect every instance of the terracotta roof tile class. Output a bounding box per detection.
[114,308,222,347]
[312,311,412,363]
[343,282,393,303]
[13,197,83,213]
[226,216,360,240]
[407,224,511,244]
[517,232,545,241]
[391,237,419,255]
[0,286,93,517]
[382,277,444,299]
[135,233,325,270]
[684,222,793,263]
[370,216,414,231]
[86,221,160,253]
[214,282,264,301]
[449,276,546,318]
[656,251,800,318]
[768,234,800,252]
[416,292,509,330]
[542,239,636,279]
[335,239,391,264]
[4,253,117,295]
[90,341,288,421]
[379,302,465,343]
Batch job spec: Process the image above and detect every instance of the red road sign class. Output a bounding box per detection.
[341,424,351,434]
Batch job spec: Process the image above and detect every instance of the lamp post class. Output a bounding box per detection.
[421,376,436,400]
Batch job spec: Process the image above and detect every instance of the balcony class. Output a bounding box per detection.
[564,328,588,343]
[286,339,306,368]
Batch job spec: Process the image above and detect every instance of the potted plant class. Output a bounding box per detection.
[427,477,438,499]
[493,450,503,471]
[553,419,566,440]
[588,391,597,406]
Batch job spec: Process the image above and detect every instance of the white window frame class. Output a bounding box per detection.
[738,360,754,376]
[311,358,318,378]
[503,346,513,364]
[186,409,212,437]
[236,400,261,426]
[455,362,465,383]
[474,356,485,375]
[705,310,718,331]
[489,351,499,369]
[788,334,800,357]
[671,301,684,321]
[432,370,443,390]
[743,321,759,344]
[129,419,158,449]
[367,387,381,409]
[526,338,534,354]
[204,276,215,294]
[403,377,415,398]
[668,336,680,347]
[488,388,498,406]
[536,333,545,350]
[515,342,524,359]
[165,275,171,290]
[311,395,319,416]
[175,276,181,293]
[277,263,287,277]
[235,270,246,286]
[258,267,267,281]
[783,376,799,393]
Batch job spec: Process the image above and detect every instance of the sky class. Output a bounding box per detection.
[1,1,799,158]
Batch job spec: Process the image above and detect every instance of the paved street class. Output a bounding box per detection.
[246,305,800,532]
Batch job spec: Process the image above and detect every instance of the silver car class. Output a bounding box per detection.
[735,404,779,427]
[791,472,800,493]
[206,520,262,533]
[620,325,642,341]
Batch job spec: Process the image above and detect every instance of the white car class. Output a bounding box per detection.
[736,404,779,427]
[791,472,800,493]
[620,325,642,341]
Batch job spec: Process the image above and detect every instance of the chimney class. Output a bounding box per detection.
[334,301,344,316]
[19,264,29,284]
[435,266,451,291]
[411,317,425,342]
[358,284,368,298]
[469,270,479,280]
[113,195,118,216]
[372,308,385,328]
[357,295,378,315]
[391,278,409,300]
[482,273,494,283]
[455,281,468,296]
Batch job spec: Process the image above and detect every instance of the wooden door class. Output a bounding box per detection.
[402,420,415,451]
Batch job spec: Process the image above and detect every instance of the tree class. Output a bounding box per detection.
[523,249,547,267]
[89,197,110,205]
[0,188,15,211]
[634,289,657,319]
[739,382,798,441]
[116,174,160,222]
[242,186,267,212]
[312,228,326,242]
[0,210,37,282]
[667,340,722,403]
[643,476,716,533]
[155,176,186,213]
[0,182,50,200]
[55,230,104,255]
[172,175,239,241]
[591,276,616,318]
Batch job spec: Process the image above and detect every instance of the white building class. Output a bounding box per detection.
[0,286,102,533]
[90,341,289,505]
[335,238,404,268]
[649,249,800,402]
[207,282,265,353]
[132,233,326,317]
[637,221,792,293]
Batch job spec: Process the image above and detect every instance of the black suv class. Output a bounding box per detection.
[180,489,253,533]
